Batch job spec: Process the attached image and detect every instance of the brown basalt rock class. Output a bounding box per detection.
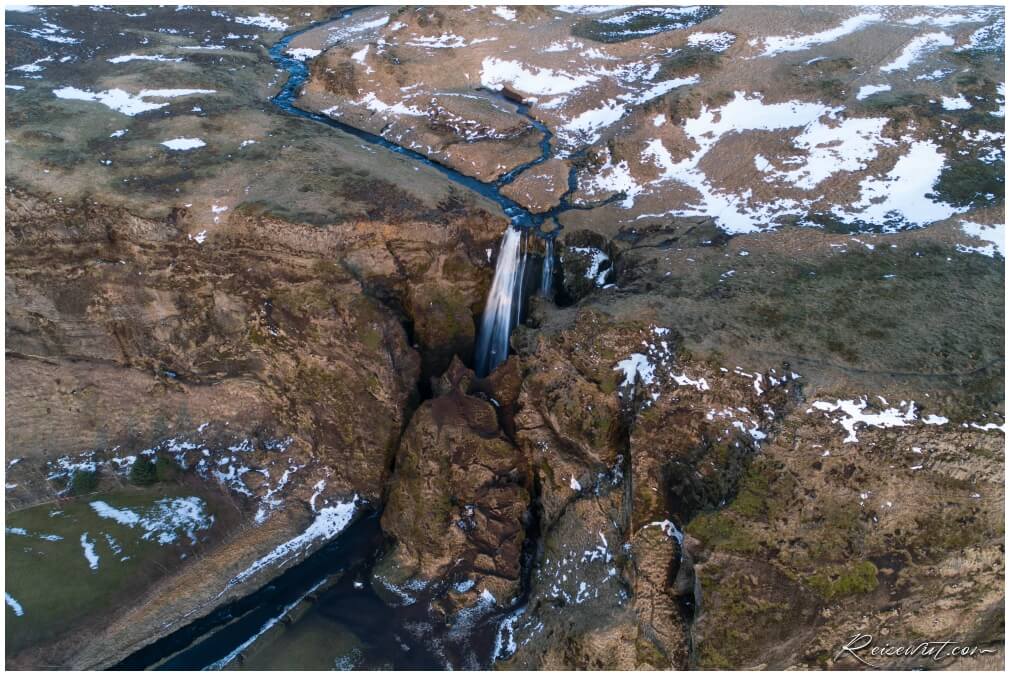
[4,193,425,500]
[432,354,475,397]
[473,355,524,438]
[526,622,641,670]
[515,352,624,470]
[686,406,1005,669]
[626,362,795,528]
[408,282,477,381]
[503,310,805,669]
[375,361,530,613]
[619,355,799,669]
[485,354,524,409]
[627,525,690,668]
[499,489,638,670]
[513,311,633,529]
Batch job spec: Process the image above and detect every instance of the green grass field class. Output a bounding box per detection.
[5,484,226,654]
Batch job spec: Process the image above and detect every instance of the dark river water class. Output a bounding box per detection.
[115,512,475,669]
[117,507,513,669]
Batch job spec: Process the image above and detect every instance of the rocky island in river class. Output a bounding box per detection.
[4,3,1004,671]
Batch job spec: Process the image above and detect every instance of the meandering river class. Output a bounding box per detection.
[119,11,556,668]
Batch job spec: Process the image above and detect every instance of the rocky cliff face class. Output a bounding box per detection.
[4,70,509,659]
[4,176,503,667]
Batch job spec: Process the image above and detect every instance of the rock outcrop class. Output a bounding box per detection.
[492,310,801,669]
[687,414,1005,669]
[374,357,530,614]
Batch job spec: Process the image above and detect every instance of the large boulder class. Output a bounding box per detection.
[374,360,530,614]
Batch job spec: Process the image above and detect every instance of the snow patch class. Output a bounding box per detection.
[761,116,892,190]
[941,94,972,111]
[6,593,25,617]
[809,397,948,443]
[233,12,289,31]
[162,137,206,151]
[53,87,215,116]
[758,13,881,57]
[958,221,1004,258]
[832,140,962,228]
[81,532,100,570]
[881,33,955,72]
[687,31,735,52]
[481,57,596,97]
[350,45,368,64]
[107,53,182,64]
[648,519,685,547]
[11,56,52,73]
[638,93,843,232]
[493,7,517,21]
[578,149,643,206]
[615,353,655,388]
[354,92,425,117]
[226,498,358,588]
[553,5,623,15]
[570,246,610,285]
[856,84,891,100]
[90,497,214,545]
[406,33,496,49]
[286,47,321,61]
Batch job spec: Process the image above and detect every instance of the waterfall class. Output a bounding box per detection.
[540,238,554,296]
[514,231,529,327]
[474,225,527,377]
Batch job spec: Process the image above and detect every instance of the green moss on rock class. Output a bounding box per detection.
[686,511,759,554]
[806,560,879,600]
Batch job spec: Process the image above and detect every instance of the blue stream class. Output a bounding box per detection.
[115,15,555,668]
[270,14,560,231]
[269,10,588,376]
[109,7,726,668]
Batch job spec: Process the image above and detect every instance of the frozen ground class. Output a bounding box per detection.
[292,5,1003,240]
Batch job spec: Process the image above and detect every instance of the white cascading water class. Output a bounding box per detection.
[474,225,527,377]
[540,238,554,296]
[514,231,529,326]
